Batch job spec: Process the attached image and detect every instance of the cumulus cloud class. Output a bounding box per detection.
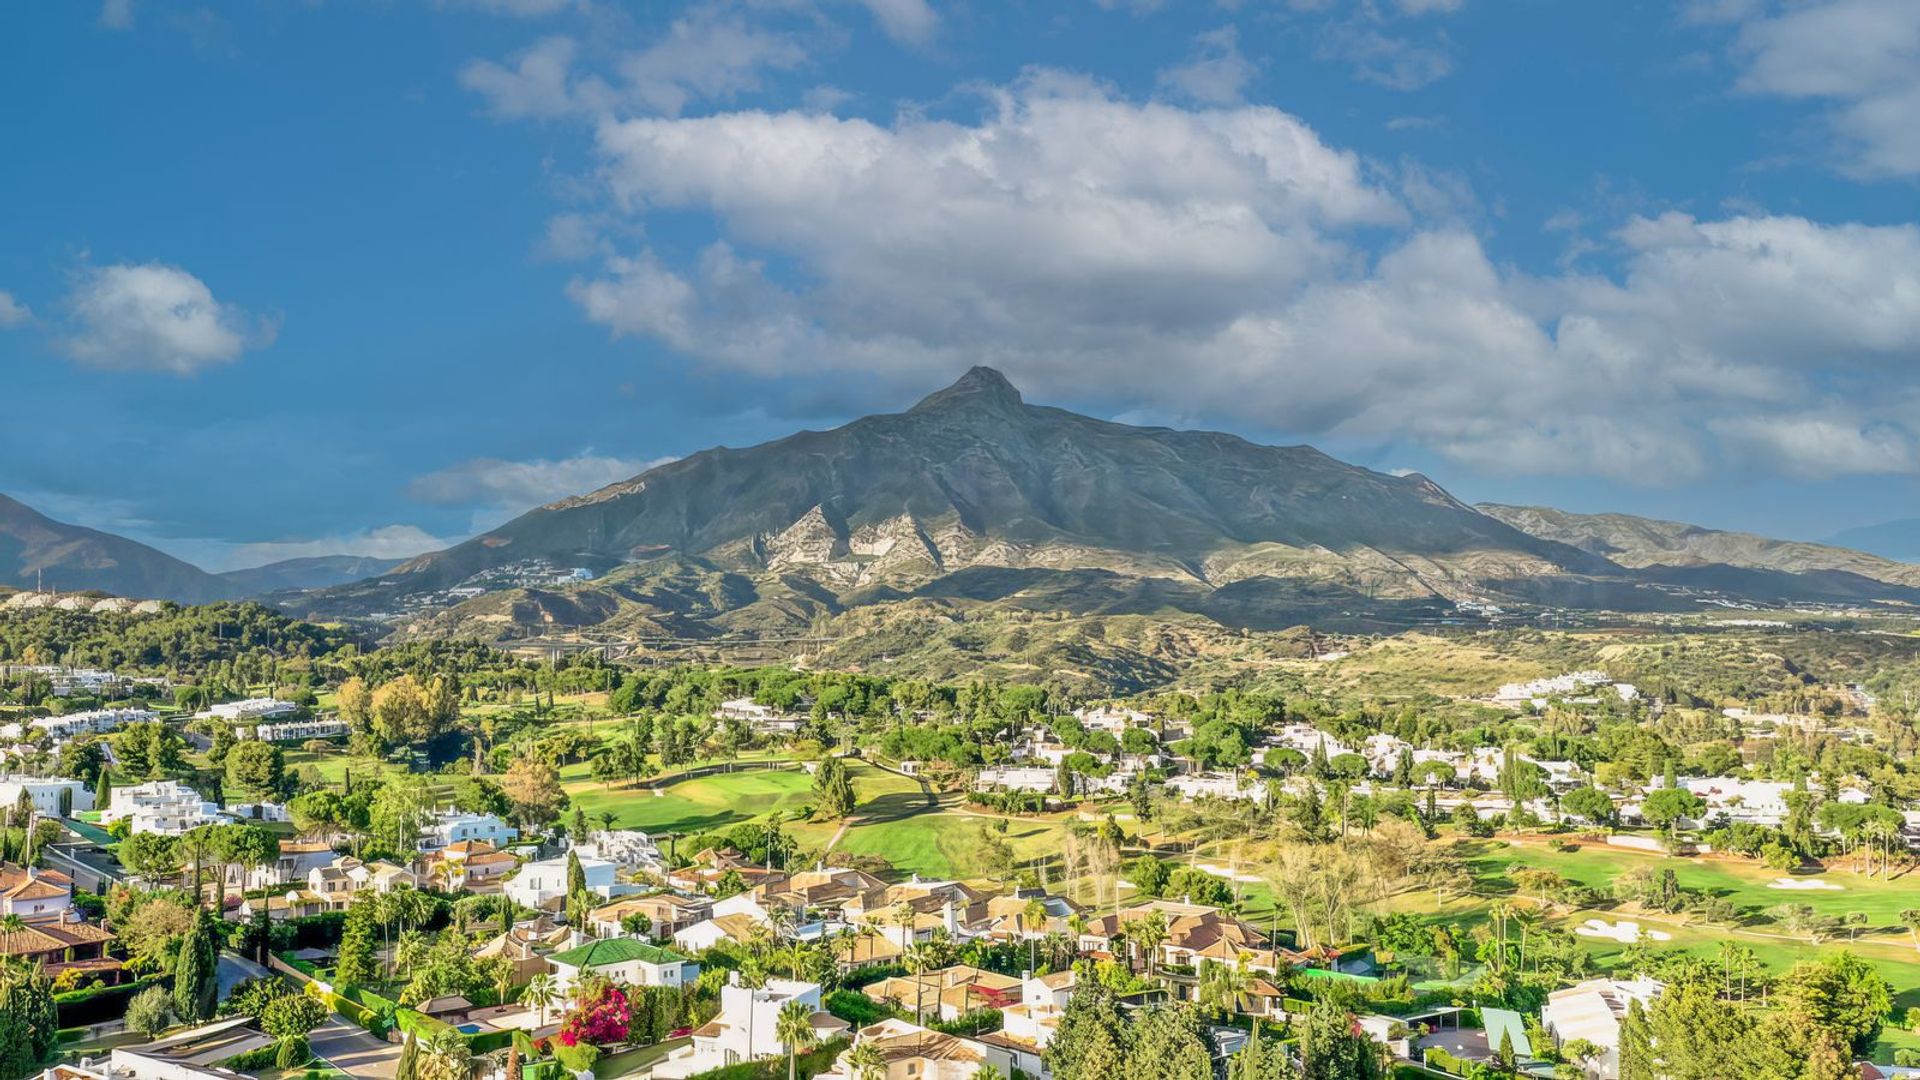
[1724,0,1920,177]
[408,452,677,514]
[1158,26,1260,105]
[461,35,580,119]
[0,291,30,328]
[57,262,275,375]
[553,73,1920,483]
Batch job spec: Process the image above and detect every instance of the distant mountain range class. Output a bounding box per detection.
[0,495,402,602]
[1824,519,1920,564]
[12,369,1920,630]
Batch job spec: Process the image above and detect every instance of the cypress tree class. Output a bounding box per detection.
[94,771,112,811]
[172,907,219,1022]
[336,898,380,988]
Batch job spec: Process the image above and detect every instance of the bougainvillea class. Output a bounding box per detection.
[557,986,631,1049]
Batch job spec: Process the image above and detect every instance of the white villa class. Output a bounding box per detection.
[712,698,807,733]
[570,830,666,876]
[244,719,349,742]
[1072,705,1153,732]
[1540,977,1663,1079]
[652,975,845,1079]
[0,776,93,817]
[502,854,624,911]
[975,766,1055,794]
[547,937,698,998]
[420,810,519,851]
[100,780,226,835]
[198,697,298,723]
[29,708,156,741]
[982,970,1076,1078]
[1165,772,1262,802]
[818,1019,1013,1080]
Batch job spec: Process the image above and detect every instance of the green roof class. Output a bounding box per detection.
[549,938,690,970]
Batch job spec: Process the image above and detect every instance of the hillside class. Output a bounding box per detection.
[0,494,239,603]
[1479,504,1920,590]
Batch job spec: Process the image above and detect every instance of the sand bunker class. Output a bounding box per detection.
[1194,863,1264,884]
[1767,877,1843,891]
[1574,919,1672,944]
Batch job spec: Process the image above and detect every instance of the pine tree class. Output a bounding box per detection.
[172,907,220,1022]
[1129,1005,1215,1080]
[1045,985,1133,1080]
[1496,1028,1516,1070]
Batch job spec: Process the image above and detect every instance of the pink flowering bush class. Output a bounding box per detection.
[557,986,631,1049]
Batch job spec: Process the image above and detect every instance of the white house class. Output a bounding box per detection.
[420,810,518,851]
[1268,723,1352,761]
[1072,705,1152,732]
[712,698,806,733]
[982,970,1076,1078]
[571,830,666,876]
[503,854,623,911]
[0,776,94,817]
[1361,734,1414,777]
[100,780,227,835]
[546,937,699,998]
[245,719,349,742]
[0,862,73,920]
[1540,977,1662,1079]
[31,708,155,741]
[975,766,1055,794]
[652,975,843,1079]
[198,698,298,723]
[1165,772,1261,802]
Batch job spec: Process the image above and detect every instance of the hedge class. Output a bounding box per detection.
[682,1036,851,1080]
[305,982,388,1037]
[56,974,168,1027]
[823,990,894,1027]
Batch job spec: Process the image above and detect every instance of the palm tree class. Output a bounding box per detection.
[524,973,559,1025]
[775,998,817,1080]
[1022,897,1048,971]
[1131,911,1169,979]
[1198,957,1250,1019]
[847,1042,887,1080]
[421,1025,472,1080]
[904,942,934,1025]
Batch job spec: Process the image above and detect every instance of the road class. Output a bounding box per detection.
[309,1017,402,1079]
[217,951,272,998]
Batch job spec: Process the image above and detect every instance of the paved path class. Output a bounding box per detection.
[217,951,272,998]
[309,1017,401,1080]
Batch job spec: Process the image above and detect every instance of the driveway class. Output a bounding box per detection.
[217,951,272,999]
[309,1017,401,1080]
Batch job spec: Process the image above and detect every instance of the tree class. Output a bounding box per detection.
[1639,788,1705,832]
[1046,984,1132,1080]
[846,1042,887,1080]
[337,896,381,988]
[776,998,817,1080]
[1774,951,1893,1057]
[0,962,59,1077]
[524,973,560,1025]
[1129,1004,1214,1080]
[1561,786,1616,826]
[1297,1000,1384,1080]
[224,740,287,801]
[501,757,568,833]
[1232,1022,1295,1080]
[172,908,219,1022]
[811,756,857,820]
[125,984,176,1039]
[395,1032,420,1080]
[261,994,329,1059]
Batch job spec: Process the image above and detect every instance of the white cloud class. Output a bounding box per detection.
[1317,21,1454,89]
[461,11,806,120]
[855,0,938,45]
[0,291,30,328]
[461,36,579,119]
[1158,26,1260,105]
[1725,0,1920,177]
[99,0,134,30]
[559,73,1920,483]
[57,262,275,375]
[407,452,677,513]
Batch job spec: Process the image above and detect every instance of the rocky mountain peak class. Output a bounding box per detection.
[907,365,1025,414]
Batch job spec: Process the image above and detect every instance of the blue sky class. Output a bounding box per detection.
[2,0,1917,569]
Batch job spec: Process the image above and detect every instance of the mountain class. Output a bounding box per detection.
[289,369,1920,643]
[217,555,405,594]
[296,367,1621,632]
[0,494,238,603]
[1479,504,1920,590]
[1825,519,1920,564]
